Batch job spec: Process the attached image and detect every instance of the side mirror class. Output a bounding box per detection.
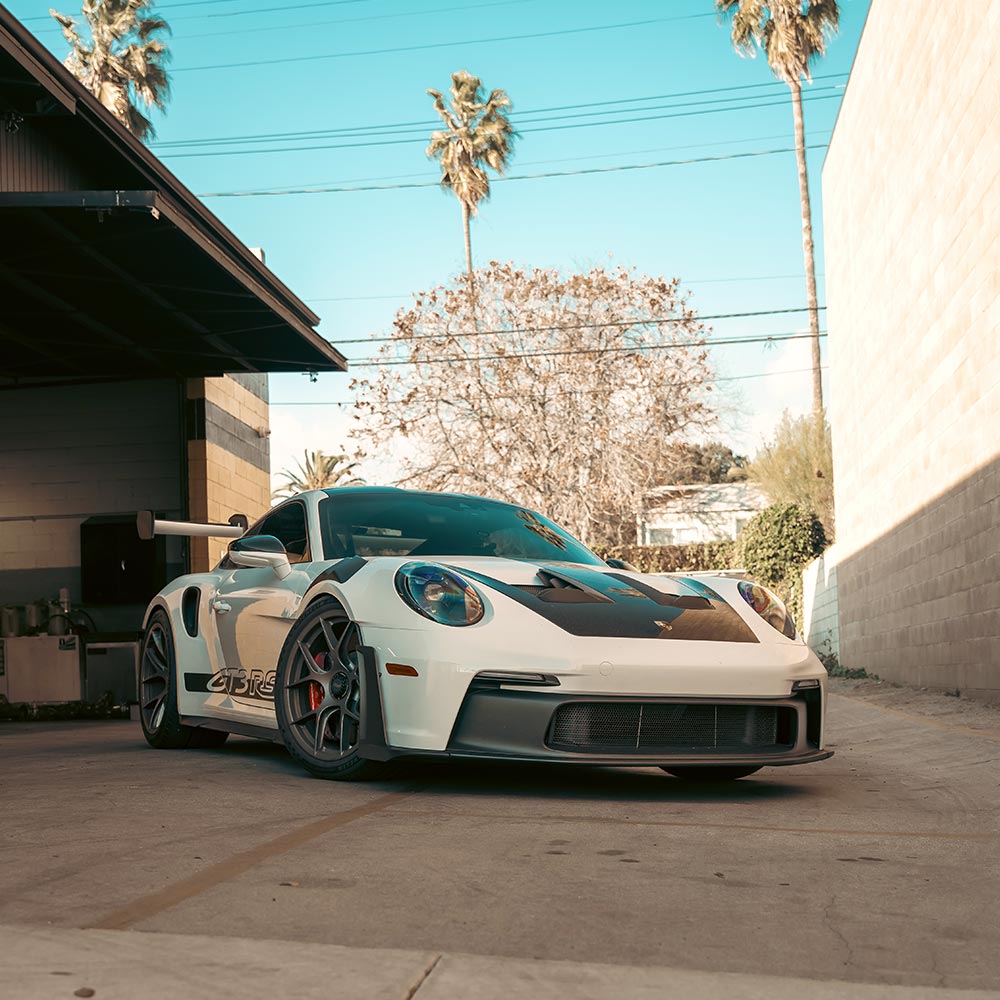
[606,557,639,572]
[228,534,292,580]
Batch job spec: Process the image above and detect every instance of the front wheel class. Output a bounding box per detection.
[660,765,762,781]
[274,598,386,781]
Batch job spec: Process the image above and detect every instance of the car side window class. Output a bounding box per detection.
[253,502,311,564]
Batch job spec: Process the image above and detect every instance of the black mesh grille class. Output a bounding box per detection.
[548,702,792,753]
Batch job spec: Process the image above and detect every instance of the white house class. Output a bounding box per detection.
[638,483,769,546]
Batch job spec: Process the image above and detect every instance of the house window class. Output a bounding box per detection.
[647,527,676,545]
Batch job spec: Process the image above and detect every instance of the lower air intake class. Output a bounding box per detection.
[547,702,793,753]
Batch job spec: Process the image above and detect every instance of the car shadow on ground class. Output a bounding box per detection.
[218,737,811,804]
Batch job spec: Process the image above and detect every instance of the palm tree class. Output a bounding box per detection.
[273,451,365,500]
[50,0,171,141]
[427,70,515,279]
[717,0,839,417]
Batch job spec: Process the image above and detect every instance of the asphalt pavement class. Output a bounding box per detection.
[1,685,998,999]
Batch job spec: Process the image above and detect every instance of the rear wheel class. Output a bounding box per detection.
[139,610,228,749]
[274,598,385,781]
[660,765,761,781]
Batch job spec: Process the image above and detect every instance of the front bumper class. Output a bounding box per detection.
[445,684,829,766]
[357,649,830,768]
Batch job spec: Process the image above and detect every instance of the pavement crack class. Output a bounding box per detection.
[405,953,442,999]
[821,897,855,968]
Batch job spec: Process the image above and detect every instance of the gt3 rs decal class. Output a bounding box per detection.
[184,668,276,700]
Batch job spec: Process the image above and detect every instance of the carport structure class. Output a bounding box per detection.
[0,7,345,700]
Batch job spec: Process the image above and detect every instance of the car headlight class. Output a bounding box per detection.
[394,562,485,626]
[737,581,797,639]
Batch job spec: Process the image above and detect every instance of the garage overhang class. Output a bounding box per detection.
[0,190,346,383]
[0,9,345,386]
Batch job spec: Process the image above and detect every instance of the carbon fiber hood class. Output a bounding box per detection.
[446,560,759,642]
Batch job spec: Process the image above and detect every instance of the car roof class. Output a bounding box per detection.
[320,486,512,506]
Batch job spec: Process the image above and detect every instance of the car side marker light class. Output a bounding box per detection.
[386,663,419,677]
[791,679,820,691]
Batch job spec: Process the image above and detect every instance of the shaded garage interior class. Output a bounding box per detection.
[0,9,345,706]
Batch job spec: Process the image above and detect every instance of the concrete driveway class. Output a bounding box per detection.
[1,685,998,999]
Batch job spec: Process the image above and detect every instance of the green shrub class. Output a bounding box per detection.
[594,540,736,575]
[734,503,827,623]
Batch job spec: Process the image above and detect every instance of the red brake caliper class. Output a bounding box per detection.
[308,653,325,710]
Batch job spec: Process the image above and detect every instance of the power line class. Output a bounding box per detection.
[334,306,826,346]
[349,331,828,367]
[19,0,258,21]
[176,0,537,41]
[206,129,832,203]
[166,93,840,160]
[170,13,722,73]
[150,75,845,150]
[304,273,826,302]
[24,0,369,28]
[198,143,830,197]
[271,365,829,406]
[173,0,370,19]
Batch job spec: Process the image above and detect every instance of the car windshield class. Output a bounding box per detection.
[318,491,604,565]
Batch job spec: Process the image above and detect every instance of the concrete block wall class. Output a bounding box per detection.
[0,380,183,606]
[186,375,270,572]
[823,0,1000,697]
[801,545,839,664]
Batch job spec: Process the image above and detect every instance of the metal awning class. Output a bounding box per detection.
[0,10,346,386]
[0,191,345,383]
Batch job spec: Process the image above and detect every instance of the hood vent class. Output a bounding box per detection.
[515,570,614,605]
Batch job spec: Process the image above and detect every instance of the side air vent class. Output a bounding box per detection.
[181,587,200,637]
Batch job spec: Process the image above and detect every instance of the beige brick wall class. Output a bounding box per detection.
[187,376,271,572]
[823,0,1000,697]
[0,380,183,604]
[802,545,839,664]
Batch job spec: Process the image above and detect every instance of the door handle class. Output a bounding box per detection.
[211,600,232,614]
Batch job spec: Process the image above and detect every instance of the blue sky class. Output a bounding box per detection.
[11,0,872,482]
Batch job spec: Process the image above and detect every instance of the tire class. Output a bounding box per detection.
[274,598,386,781]
[139,609,229,750]
[660,765,762,781]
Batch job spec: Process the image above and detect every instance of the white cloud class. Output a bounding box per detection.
[268,405,357,495]
[717,335,818,456]
[268,404,412,496]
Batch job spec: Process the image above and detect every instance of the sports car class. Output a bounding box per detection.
[137,487,832,781]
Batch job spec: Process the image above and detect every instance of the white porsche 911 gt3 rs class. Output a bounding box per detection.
[137,487,832,781]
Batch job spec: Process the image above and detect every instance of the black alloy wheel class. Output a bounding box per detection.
[274,598,385,780]
[139,609,228,749]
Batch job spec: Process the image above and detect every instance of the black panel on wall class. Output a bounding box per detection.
[81,516,167,606]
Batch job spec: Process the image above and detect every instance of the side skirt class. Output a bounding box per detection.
[180,715,284,744]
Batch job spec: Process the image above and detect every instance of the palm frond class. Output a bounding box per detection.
[717,1,840,83]
[426,69,516,213]
[51,0,171,141]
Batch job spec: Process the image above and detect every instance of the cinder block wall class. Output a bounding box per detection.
[801,546,839,665]
[823,0,1000,698]
[0,380,184,607]
[186,374,270,572]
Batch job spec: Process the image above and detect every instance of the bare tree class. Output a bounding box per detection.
[352,263,717,547]
[717,0,839,417]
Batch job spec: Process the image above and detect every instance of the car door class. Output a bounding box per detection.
[211,500,313,712]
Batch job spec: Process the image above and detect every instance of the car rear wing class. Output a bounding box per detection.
[136,510,249,541]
